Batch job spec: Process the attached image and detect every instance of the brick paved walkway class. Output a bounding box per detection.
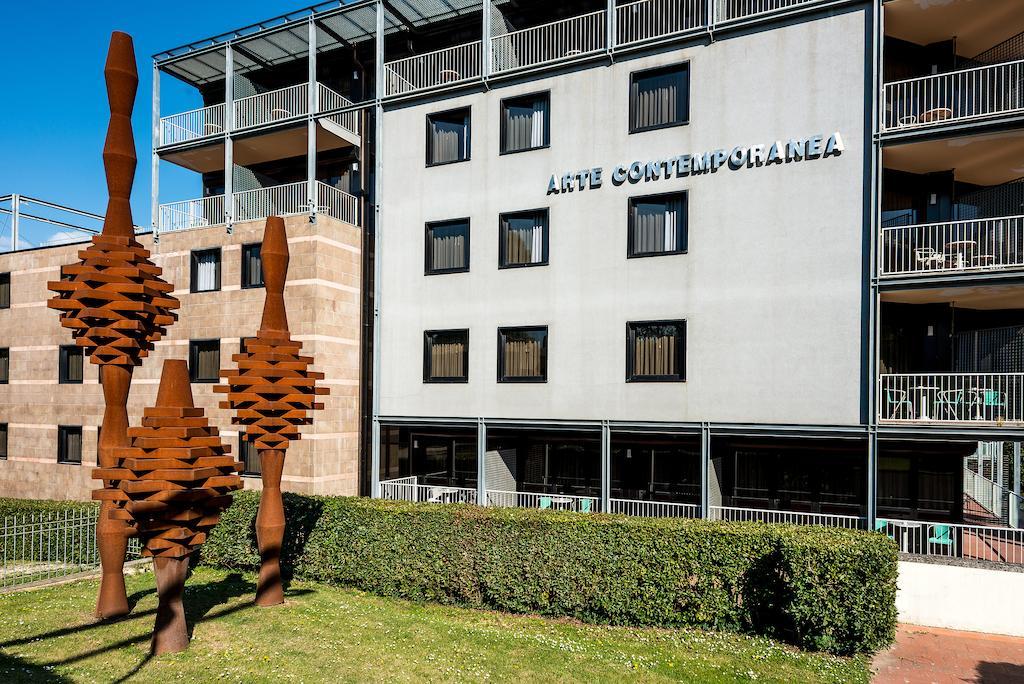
[873,624,1024,683]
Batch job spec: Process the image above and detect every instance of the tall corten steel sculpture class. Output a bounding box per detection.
[216,216,328,606]
[96,359,242,654]
[48,32,179,618]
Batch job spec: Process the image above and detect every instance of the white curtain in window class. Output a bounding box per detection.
[505,98,547,152]
[504,337,541,377]
[632,70,681,130]
[430,338,466,379]
[505,212,545,265]
[634,327,678,377]
[430,118,468,164]
[530,97,547,149]
[195,251,218,291]
[633,197,683,254]
[431,231,466,271]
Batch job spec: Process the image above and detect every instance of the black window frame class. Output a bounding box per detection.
[499,91,551,155]
[426,106,472,167]
[58,344,84,385]
[238,434,262,476]
[0,272,9,309]
[627,190,688,258]
[0,423,7,460]
[190,247,222,293]
[497,325,548,383]
[57,425,83,465]
[629,62,690,134]
[626,320,687,383]
[499,208,550,269]
[241,242,264,289]
[0,347,7,384]
[423,329,470,383]
[188,339,221,383]
[425,218,471,275]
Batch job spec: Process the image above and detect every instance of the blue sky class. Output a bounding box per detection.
[0,1,303,227]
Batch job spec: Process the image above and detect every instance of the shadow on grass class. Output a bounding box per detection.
[3,572,314,683]
[0,652,74,683]
[976,661,1024,683]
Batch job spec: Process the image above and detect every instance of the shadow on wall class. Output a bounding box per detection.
[976,662,1024,683]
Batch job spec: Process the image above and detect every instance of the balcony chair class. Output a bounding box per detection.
[934,389,965,420]
[970,389,1007,421]
[579,499,592,513]
[927,524,954,553]
[885,389,913,419]
[913,247,945,269]
[874,517,888,533]
[539,496,552,510]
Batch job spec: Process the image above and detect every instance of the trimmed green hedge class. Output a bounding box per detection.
[202,491,897,655]
[0,498,98,519]
[1,499,102,565]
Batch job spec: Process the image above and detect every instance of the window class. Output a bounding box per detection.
[189,339,221,383]
[240,336,256,353]
[627,320,686,382]
[241,243,264,289]
[628,192,687,257]
[630,63,689,133]
[59,345,84,384]
[426,107,471,166]
[57,426,82,465]
[424,330,469,383]
[501,92,549,154]
[239,435,261,476]
[498,326,547,382]
[190,248,221,293]
[0,272,9,309]
[0,423,7,460]
[425,219,470,274]
[500,209,548,268]
[0,348,7,384]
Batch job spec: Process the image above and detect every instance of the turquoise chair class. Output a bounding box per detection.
[579,499,592,513]
[928,524,953,548]
[539,496,552,510]
[874,517,888,533]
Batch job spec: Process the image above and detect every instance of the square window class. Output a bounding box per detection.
[57,425,83,465]
[628,192,687,257]
[630,63,689,133]
[500,209,549,268]
[189,339,221,383]
[239,435,261,476]
[425,219,470,274]
[0,423,7,460]
[190,248,222,293]
[241,243,264,289]
[501,92,549,154]
[0,272,9,309]
[627,320,686,382]
[240,336,257,353]
[424,329,469,383]
[59,345,84,384]
[427,108,471,166]
[498,326,547,382]
[0,348,7,384]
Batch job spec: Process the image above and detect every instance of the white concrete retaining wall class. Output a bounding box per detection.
[898,561,1024,637]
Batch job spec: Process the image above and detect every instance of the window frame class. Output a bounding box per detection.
[423,329,470,384]
[241,242,264,289]
[0,423,7,460]
[238,434,261,476]
[58,344,84,385]
[627,190,688,258]
[628,62,691,135]
[425,106,472,167]
[0,347,7,384]
[57,425,83,465]
[497,325,549,384]
[190,247,222,293]
[424,218,471,275]
[498,208,550,269]
[499,91,551,156]
[0,272,9,309]
[626,319,687,383]
[188,338,221,383]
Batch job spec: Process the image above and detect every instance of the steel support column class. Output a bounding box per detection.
[151,62,160,243]
[700,423,711,519]
[606,0,616,54]
[600,421,611,512]
[482,0,492,79]
[867,429,878,529]
[369,0,385,499]
[224,44,235,234]
[1013,441,1021,528]
[10,194,19,252]
[307,17,318,221]
[477,418,487,505]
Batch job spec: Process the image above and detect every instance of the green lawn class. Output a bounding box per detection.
[0,567,869,683]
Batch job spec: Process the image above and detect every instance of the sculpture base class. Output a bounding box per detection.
[95,500,130,619]
[152,555,190,655]
[256,449,285,607]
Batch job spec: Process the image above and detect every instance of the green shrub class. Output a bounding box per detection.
[0,498,98,519]
[204,493,897,655]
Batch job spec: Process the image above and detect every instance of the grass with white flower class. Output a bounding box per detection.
[0,567,870,683]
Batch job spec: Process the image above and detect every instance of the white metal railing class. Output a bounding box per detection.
[2,510,142,589]
[617,0,706,46]
[965,467,1004,519]
[378,479,478,504]
[877,518,1024,565]
[384,41,483,96]
[709,505,866,529]
[317,84,360,138]
[608,498,701,518]
[884,59,1024,132]
[715,0,826,22]
[492,10,606,74]
[879,373,1024,424]
[880,216,1024,277]
[158,194,226,233]
[233,181,309,223]
[159,103,226,146]
[233,83,309,130]
[485,489,600,512]
[316,182,359,225]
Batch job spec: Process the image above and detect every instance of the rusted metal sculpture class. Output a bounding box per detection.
[95,359,241,653]
[48,31,179,618]
[216,216,328,606]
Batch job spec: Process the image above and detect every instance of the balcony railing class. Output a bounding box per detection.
[492,10,606,74]
[879,373,1024,424]
[158,181,359,233]
[880,215,1024,277]
[384,41,483,96]
[877,518,1024,565]
[715,0,827,22]
[234,82,309,131]
[883,59,1024,132]
[485,489,600,512]
[617,0,707,46]
[965,467,1004,519]
[378,479,479,504]
[317,84,360,138]
[608,498,701,518]
[709,505,866,528]
[159,103,226,146]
